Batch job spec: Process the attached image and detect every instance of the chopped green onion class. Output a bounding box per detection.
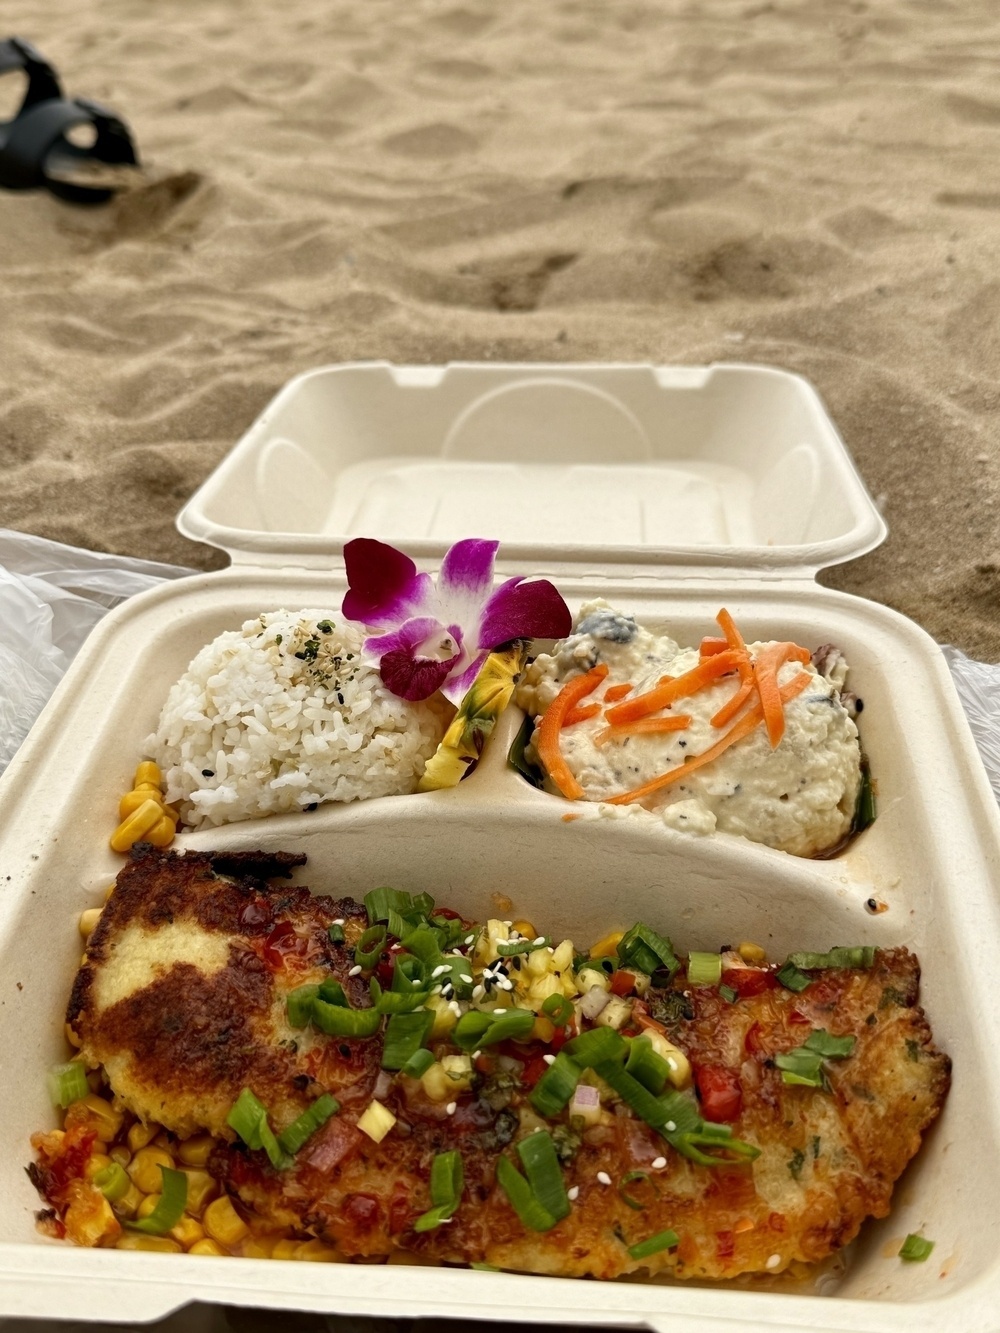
[414,1150,465,1232]
[899,1233,934,1262]
[627,1229,679,1260]
[93,1161,130,1203]
[317,978,347,1007]
[774,1048,825,1088]
[413,892,436,916]
[276,1093,339,1155]
[597,1060,676,1131]
[310,999,381,1038]
[328,923,345,945]
[226,1088,294,1170]
[541,993,573,1027]
[617,923,679,980]
[391,954,425,992]
[496,1156,557,1232]
[786,947,876,971]
[386,908,412,941]
[48,1062,89,1110]
[670,1129,759,1167]
[370,977,429,1014]
[286,984,320,1028]
[470,1261,501,1271]
[399,926,443,963]
[803,1030,856,1059]
[657,1090,706,1137]
[355,924,387,969]
[563,1026,627,1068]
[496,936,550,957]
[401,1048,436,1079]
[382,1009,435,1070]
[618,1170,653,1211]
[128,1166,189,1235]
[719,984,738,1004]
[530,1052,583,1118]
[775,961,812,993]
[686,952,722,986]
[364,887,414,924]
[853,758,877,833]
[625,1037,671,1096]
[517,1131,570,1222]
[454,1007,535,1050]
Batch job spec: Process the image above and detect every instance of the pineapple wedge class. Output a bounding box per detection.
[417,641,529,790]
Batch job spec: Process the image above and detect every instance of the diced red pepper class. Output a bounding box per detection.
[521,1054,549,1087]
[610,970,638,997]
[721,966,777,999]
[262,920,308,970]
[695,1064,743,1123]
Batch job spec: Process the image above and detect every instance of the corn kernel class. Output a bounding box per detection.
[295,1239,339,1262]
[738,941,768,966]
[137,1192,161,1220]
[112,1182,144,1219]
[128,1145,174,1194]
[203,1195,249,1245]
[511,919,537,939]
[177,1135,215,1168]
[116,1233,181,1253]
[110,799,166,853]
[84,1153,112,1182]
[78,1094,123,1143]
[153,1130,175,1152]
[171,1216,205,1248]
[271,1238,300,1261]
[590,930,624,960]
[79,908,102,939]
[134,761,163,788]
[143,814,176,849]
[180,1168,218,1216]
[64,1021,83,1049]
[109,1143,132,1168]
[118,788,164,820]
[531,1016,556,1043]
[127,1121,160,1153]
[242,1236,276,1259]
[189,1238,226,1257]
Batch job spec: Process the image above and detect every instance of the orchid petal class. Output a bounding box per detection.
[439,650,489,706]
[440,539,499,601]
[380,649,460,702]
[477,577,572,649]
[342,538,435,629]
[365,616,461,661]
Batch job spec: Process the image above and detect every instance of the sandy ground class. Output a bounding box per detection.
[1,1,999,655]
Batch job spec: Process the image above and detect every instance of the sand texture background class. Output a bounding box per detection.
[0,0,999,663]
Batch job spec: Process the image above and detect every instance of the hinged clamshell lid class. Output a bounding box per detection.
[176,362,886,580]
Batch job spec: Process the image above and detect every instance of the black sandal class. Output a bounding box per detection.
[0,35,140,203]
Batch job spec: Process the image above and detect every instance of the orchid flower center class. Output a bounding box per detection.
[417,626,461,662]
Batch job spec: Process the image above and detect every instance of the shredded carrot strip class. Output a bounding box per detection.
[700,637,729,657]
[708,608,756,727]
[605,650,744,726]
[603,682,634,703]
[604,671,812,807]
[752,642,811,747]
[710,677,756,729]
[563,701,601,726]
[537,665,609,799]
[594,715,692,746]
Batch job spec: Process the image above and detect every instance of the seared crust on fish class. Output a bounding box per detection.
[57,847,948,1280]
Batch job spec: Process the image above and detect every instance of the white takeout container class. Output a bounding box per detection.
[2,362,999,1332]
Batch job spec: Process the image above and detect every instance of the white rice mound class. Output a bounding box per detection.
[146,610,452,828]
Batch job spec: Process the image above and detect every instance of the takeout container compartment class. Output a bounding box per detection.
[0,363,997,1331]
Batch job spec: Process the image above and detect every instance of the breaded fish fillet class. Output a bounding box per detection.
[59,846,948,1280]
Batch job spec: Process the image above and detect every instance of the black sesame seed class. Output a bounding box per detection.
[201,769,214,777]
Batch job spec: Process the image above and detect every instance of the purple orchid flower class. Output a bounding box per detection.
[342,537,572,703]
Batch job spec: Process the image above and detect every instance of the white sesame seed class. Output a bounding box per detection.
[411,978,422,987]
[664,1121,676,1133]
[499,978,514,991]
[348,964,362,977]
[651,1156,667,1170]
[543,1053,556,1065]
[472,1050,482,1059]
[431,984,443,995]
[766,1254,781,1270]
[596,1171,612,1186]
[493,1008,507,1015]
[465,935,475,945]
[332,918,345,926]
[533,937,546,947]
[472,984,485,1000]
[503,921,513,928]
[459,975,473,984]
[449,1001,462,1017]
[431,964,451,978]
[567,1186,580,1201]
[446,1102,457,1115]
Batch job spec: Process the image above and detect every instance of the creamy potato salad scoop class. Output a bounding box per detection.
[516,601,863,857]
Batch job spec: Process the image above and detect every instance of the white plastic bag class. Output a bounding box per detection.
[941,644,1000,807]
[0,529,194,776]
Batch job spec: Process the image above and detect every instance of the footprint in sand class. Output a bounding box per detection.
[382,122,478,157]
